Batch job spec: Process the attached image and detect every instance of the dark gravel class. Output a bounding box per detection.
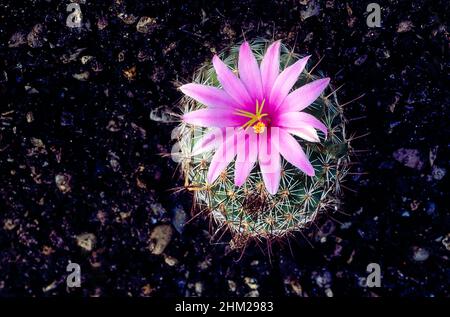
[0,0,448,297]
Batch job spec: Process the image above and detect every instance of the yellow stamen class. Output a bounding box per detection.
[234,109,255,118]
[233,99,268,132]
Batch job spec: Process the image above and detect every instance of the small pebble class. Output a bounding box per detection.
[442,234,450,251]
[27,24,45,48]
[325,288,334,297]
[171,205,186,234]
[228,280,236,292]
[244,277,259,290]
[393,148,423,170]
[194,282,203,295]
[164,255,178,267]
[72,71,90,81]
[76,233,96,252]
[300,0,320,21]
[136,17,157,33]
[397,21,414,33]
[149,224,173,255]
[412,247,430,262]
[431,166,446,180]
[55,173,71,193]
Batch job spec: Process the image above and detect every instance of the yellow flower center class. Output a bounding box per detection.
[252,121,266,134]
[234,99,268,134]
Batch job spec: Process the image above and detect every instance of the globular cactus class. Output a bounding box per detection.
[173,39,350,248]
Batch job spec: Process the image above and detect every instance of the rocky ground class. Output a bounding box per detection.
[0,0,448,297]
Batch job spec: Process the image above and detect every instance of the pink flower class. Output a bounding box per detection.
[180,41,330,195]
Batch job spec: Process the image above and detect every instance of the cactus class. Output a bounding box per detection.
[174,39,350,247]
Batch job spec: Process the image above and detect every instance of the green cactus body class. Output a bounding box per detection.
[175,39,350,246]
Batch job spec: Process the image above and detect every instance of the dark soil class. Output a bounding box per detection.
[0,0,448,297]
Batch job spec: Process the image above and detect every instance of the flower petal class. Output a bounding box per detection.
[278,78,330,113]
[212,55,253,108]
[276,112,328,137]
[207,131,237,183]
[260,40,280,99]
[284,126,320,142]
[269,55,311,109]
[258,128,281,195]
[238,41,263,101]
[191,128,225,156]
[183,109,244,128]
[234,129,258,186]
[180,83,239,109]
[278,129,315,176]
